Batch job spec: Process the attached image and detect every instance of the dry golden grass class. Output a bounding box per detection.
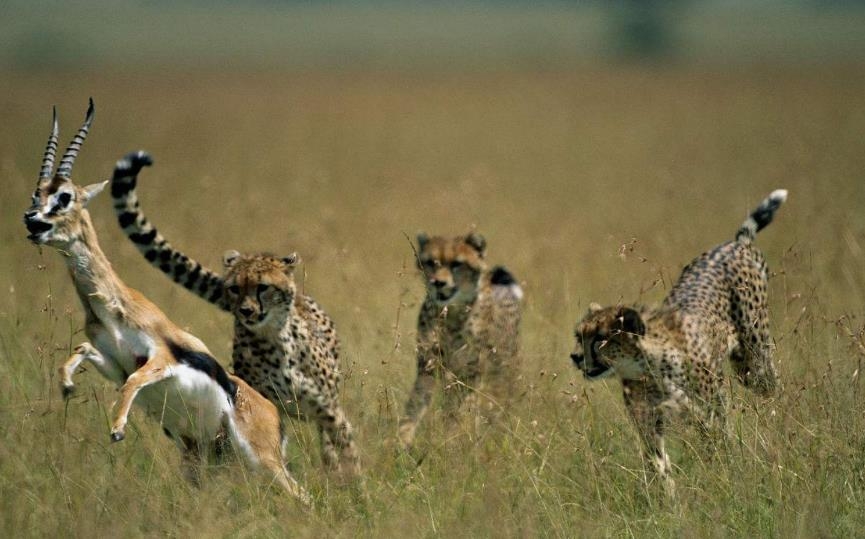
[2,66,865,537]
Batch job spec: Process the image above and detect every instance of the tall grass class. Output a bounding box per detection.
[1,66,864,536]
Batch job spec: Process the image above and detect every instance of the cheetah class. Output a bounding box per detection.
[110,151,359,475]
[398,232,523,448]
[571,190,786,493]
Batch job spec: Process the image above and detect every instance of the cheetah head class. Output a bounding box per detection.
[221,250,300,331]
[572,303,647,381]
[415,232,487,305]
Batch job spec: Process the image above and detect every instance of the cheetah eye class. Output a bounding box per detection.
[227,285,240,295]
[450,261,466,271]
[257,284,270,294]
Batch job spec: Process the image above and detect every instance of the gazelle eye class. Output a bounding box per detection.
[57,192,72,207]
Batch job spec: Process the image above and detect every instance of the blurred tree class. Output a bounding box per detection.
[608,0,686,61]
[12,29,93,70]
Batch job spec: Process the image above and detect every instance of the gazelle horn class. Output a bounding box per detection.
[38,106,59,182]
[55,98,95,179]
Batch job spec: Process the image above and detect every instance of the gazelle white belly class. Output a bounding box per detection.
[134,365,233,440]
[89,325,155,385]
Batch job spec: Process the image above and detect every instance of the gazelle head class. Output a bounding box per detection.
[23,99,107,248]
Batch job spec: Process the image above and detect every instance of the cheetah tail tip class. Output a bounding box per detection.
[769,189,788,203]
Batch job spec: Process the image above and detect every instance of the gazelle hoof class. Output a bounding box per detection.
[110,431,125,443]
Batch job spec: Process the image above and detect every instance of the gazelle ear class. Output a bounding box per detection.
[80,180,108,206]
[223,250,241,269]
[615,307,646,336]
[416,232,430,250]
[282,252,301,268]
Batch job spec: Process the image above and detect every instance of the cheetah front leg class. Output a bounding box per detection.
[316,406,359,476]
[623,380,676,497]
[398,351,437,449]
[475,347,517,418]
[284,368,360,475]
[318,424,338,470]
[697,381,728,446]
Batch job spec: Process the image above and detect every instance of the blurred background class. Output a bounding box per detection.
[1,1,865,537]
[2,0,865,70]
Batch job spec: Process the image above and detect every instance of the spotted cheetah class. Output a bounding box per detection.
[571,190,786,493]
[398,232,523,448]
[110,151,359,475]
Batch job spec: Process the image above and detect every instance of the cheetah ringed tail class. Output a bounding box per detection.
[735,189,788,243]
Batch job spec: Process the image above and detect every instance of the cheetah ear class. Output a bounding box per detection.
[223,250,241,269]
[416,232,430,250]
[615,307,645,336]
[281,252,301,269]
[587,302,603,314]
[465,232,486,256]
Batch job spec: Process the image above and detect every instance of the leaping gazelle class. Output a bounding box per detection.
[22,100,309,504]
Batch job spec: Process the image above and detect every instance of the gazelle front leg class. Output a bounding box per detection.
[110,358,171,442]
[59,342,126,397]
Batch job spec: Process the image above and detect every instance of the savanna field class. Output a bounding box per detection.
[2,62,865,537]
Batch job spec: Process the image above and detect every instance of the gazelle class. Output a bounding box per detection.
[22,100,309,504]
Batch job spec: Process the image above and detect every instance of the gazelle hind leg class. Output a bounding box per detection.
[229,380,310,504]
[179,436,204,488]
